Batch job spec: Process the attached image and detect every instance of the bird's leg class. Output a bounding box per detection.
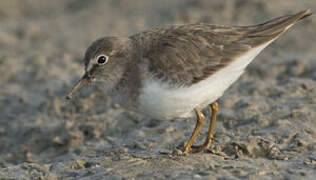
[182,108,205,153]
[193,102,218,153]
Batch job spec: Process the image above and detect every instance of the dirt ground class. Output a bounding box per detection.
[0,0,315,179]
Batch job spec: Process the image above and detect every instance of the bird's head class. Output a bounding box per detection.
[66,37,132,99]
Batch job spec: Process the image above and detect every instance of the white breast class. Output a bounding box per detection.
[138,40,275,120]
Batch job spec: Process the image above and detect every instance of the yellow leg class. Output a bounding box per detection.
[182,108,205,153]
[194,102,218,153]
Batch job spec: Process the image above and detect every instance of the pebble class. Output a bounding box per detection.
[193,174,202,179]
[257,170,266,175]
[118,147,129,153]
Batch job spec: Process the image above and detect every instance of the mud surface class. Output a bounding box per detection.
[0,0,315,179]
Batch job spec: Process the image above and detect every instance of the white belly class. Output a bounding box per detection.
[138,40,274,120]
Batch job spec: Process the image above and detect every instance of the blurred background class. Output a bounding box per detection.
[0,0,315,179]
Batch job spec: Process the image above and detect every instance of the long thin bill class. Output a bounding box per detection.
[66,77,91,100]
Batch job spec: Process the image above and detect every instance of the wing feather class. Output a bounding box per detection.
[133,9,311,86]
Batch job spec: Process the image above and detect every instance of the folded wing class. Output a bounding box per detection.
[138,9,311,86]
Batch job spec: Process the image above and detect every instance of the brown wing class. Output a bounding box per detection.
[138,9,311,86]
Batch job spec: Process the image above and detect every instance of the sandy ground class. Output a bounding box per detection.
[0,0,315,179]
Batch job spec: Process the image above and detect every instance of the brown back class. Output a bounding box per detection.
[131,9,312,86]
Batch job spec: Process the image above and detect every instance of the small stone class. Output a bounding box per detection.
[118,147,128,153]
[304,160,311,165]
[84,162,100,169]
[104,151,114,156]
[105,168,113,173]
[234,169,247,176]
[173,149,184,155]
[165,127,175,132]
[297,139,307,147]
[146,142,154,148]
[159,149,172,155]
[113,103,120,109]
[193,174,202,179]
[52,136,63,145]
[26,151,34,163]
[257,170,266,175]
[70,160,86,169]
[133,141,146,150]
[65,120,74,129]
[43,164,51,170]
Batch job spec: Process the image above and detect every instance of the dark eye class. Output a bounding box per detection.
[97,55,108,65]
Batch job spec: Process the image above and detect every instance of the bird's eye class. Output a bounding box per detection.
[97,55,108,65]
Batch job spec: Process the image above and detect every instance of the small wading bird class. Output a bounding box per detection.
[67,10,312,153]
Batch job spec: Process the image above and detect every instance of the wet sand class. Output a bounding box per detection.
[0,0,315,179]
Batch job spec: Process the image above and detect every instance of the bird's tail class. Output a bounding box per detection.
[242,9,313,47]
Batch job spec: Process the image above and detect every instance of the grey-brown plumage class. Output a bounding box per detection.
[76,9,312,92]
[67,9,312,153]
[130,9,312,86]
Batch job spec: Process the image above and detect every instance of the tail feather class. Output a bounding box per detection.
[241,9,312,47]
